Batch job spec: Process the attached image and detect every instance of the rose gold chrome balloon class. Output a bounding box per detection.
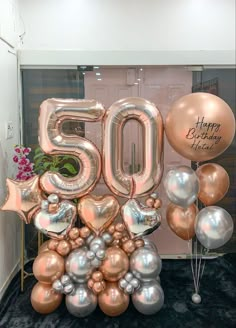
[31,282,63,314]
[33,250,65,284]
[48,239,59,251]
[38,241,50,254]
[0,176,43,224]
[100,246,129,282]
[39,98,105,199]
[165,93,235,161]
[78,194,119,235]
[103,97,164,198]
[98,282,129,316]
[56,240,71,256]
[196,163,230,206]
[166,203,198,240]
[68,227,80,240]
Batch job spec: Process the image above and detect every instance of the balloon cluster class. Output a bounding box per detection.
[164,93,234,249]
[31,202,164,317]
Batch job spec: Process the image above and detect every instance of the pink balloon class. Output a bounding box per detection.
[103,97,164,198]
[39,98,105,199]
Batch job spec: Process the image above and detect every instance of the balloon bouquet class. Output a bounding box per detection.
[164,92,235,303]
[0,93,235,315]
[1,97,165,317]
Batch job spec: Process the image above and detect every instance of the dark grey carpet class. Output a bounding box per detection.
[0,254,236,328]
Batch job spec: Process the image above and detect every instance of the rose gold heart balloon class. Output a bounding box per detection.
[166,203,198,240]
[77,195,119,235]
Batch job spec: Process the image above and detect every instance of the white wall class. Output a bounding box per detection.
[0,0,21,299]
[19,0,235,51]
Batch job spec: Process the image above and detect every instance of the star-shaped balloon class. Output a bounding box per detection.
[0,175,43,223]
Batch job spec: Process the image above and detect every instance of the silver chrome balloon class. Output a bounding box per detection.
[119,272,140,295]
[66,284,97,317]
[52,279,63,293]
[195,206,234,249]
[101,232,113,245]
[130,247,162,281]
[122,199,161,237]
[90,237,105,252]
[164,165,199,208]
[90,258,102,268]
[34,200,77,239]
[65,248,93,283]
[132,281,164,315]
[48,194,59,204]
[143,238,158,252]
[61,274,71,286]
[192,293,201,304]
[64,283,75,295]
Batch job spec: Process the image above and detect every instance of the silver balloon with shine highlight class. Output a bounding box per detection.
[130,247,162,281]
[132,280,164,315]
[66,284,97,317]
[65,247,93,283]
[195,206,234,249]
[164,165,199,208]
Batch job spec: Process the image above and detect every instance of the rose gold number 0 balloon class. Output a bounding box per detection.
[39,99,105,198]
[103,97,164,198]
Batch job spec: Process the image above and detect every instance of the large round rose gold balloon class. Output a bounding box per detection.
[31,282,63,314]
[100,247,129,281]
[166,203,198,240]
[39,99,105,199]
[103,97,164,198]
[196,163,230,205]
[33,250,65,284]
[165,93,235,161]
[98,282,129,316]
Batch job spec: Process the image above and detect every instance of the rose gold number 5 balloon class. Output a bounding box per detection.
[39,99,105,199]
[103,97,164,198]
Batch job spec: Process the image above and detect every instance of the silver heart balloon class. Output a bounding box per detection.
[121,199,161,238]
[34,200,77,240]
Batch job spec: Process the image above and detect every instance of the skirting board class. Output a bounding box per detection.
[0,260,20,300]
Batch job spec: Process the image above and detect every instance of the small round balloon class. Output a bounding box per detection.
[66,284,97,317]
[196,163,230,206]
[164,166,199,208]
[195,206,234,249]
[165,93,235,161]
[132,280,164,315]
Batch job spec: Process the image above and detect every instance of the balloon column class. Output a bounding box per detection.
[1,97,164,317]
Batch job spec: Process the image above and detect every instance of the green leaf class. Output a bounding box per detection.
[62,163,77,175]
[35,147,43,154]
[43,162,53,169]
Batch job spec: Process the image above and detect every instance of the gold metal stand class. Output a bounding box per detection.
[20,221,43,292]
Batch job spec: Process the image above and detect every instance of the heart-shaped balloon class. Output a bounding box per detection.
[34,199,77,240]
[121,199,161,238]
[77,195,119,235]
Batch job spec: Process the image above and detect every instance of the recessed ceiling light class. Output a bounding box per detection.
[134,82,139,85]
[82,72,86,75]
[137,78,141,81]
[97,78,102,81]
[94,66,100,69]
[140,68,143,71]
[96,72,101,76]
